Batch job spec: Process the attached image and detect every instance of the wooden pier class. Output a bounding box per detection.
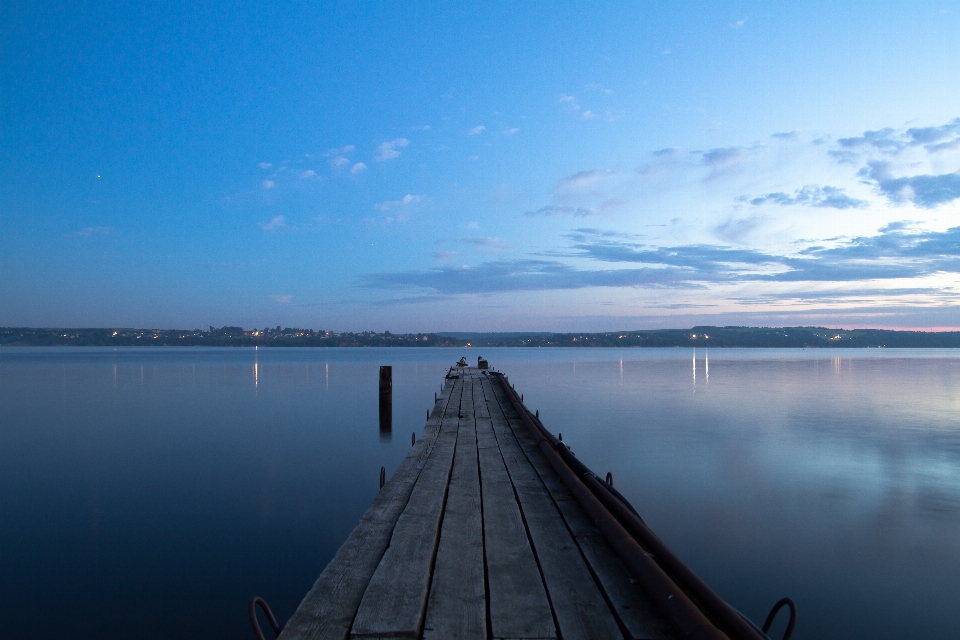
[273,364,780,640]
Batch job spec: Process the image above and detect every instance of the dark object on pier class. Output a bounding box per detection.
[477,356,488,369]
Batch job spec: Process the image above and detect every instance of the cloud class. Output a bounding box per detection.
[567,225,960,284]
[433,251,460,260]
[468,125,486,135]
[771,131,798,140]
[748,185,868,209]
[715,215,767,243]
[467,221,480,229]
[73,226,111,237]
[328,156,350,168]
[558,94,583,113]
[525,205,599,217]
[363,259,695,294]
[270,295,293,304]
[731,17,747,28]
[259,215,286,231]
[864,162,960,208]
[585,83,614,95]
[702,146,751,166]
[261,180,275,189]
[652,147,682,158]
[258,162,273,169]
[906,119,960,145]
[375,138,409,161]
[300,170,317,179]
[324,145,355,157]
[365,222,960,297]
[350,162,367,174]
[834,119,960,155]
[374,194,421,211]
[837,128,904,152]
[443,237,507,248]
[197,259,266,270]
[502,127,520,135]
[581,110,596,120]
[556,169,618,191]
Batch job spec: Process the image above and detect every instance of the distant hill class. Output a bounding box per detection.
[3,325,960,348]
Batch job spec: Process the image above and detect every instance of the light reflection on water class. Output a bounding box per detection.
[1,347,959,639]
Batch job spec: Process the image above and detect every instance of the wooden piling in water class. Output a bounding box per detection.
[378,366,392,437]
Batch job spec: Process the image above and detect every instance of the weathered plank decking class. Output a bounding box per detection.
[280,366,677,640]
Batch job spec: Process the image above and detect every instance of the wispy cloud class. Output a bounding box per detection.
[375,138,409,161]
[566,225,960,284]
[652,147,682,158]
[300,169,317,179]
[556,169,618,191]
[73,226,111,237]
[258,162,273,169]
[363,259,696,294]
[558,93,588,117]
[259,215,286,231]
[441,236,507,248]
[747,185,868,209]
[374,194,421,211]
[261,180,275,189]
[468,125,486,135]
[702,146,753,167]
[328,156,350,168]
[771,131,798,140]
[324,145,355,157]
[271,295,293,304]
[585,83,614,95]
[835,118,960,154]
[525,205,599,217]
[350,162,367,174]
[502,127,520,135]
[864,162,960,208]
[714,215,767,244]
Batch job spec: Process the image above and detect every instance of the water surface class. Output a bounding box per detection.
[1,347,958,639]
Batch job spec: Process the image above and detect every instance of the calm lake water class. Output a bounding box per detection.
[1,347,959,639]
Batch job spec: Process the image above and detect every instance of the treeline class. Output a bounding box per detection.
[3,325,960,348]
[455,326,960,348]
[0,327,464,347]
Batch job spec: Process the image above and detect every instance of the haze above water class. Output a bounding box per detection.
[1,347,958,639]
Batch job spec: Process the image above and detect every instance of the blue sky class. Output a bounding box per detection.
[3,1,960,331]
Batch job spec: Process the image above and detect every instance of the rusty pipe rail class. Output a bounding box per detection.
[492,374,728,640]
[494,373,770,640]
[249,596,281,640]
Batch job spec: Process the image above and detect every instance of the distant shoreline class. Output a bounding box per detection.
[4,326,960,348]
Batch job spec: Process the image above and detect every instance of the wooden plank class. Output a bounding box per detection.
[485,379,676,640]
[349,373,464,638]
[423,375,486,639]
[474,372,557,640]
[280,377,462,640]
[478,374,624,640]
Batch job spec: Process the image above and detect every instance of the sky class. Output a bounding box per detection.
[3,1,960,332]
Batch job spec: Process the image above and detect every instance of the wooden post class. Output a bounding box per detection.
[379,366,392,439]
